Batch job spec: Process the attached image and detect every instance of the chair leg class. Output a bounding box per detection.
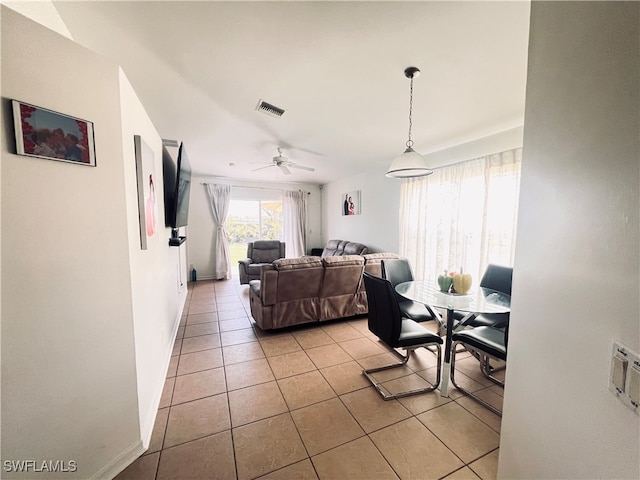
[463,346,506,386]
[479,355,505,387]
[450,340,503,416]
[363,344,442,401]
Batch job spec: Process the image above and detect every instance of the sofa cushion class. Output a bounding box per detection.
[321,239,344,257]
[321,255,364,267]
[254,240,282,250]
[321,255,365,297]
[321,239,368,257]
[273,256,323,270]
[363,252,401,278]
[343,242,368,255]
[253,247,281,263]
[363,252,400,262]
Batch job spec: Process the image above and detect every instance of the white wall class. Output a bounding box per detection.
[1,8,138,478]
[119,70,187,452]
[188,176,322,279]
[499,2,640,478]
[424,126,523,169]
[322,129,525,254]
[3,0,72,39]
[322,165,401,253]
[1,8,185,479]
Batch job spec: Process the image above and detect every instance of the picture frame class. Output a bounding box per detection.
[134,135,157,250]
[11,99,96,167]
[341,190,361,216]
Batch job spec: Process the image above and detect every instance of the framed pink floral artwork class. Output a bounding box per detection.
[134,135,157,250]
[12,100,96,166]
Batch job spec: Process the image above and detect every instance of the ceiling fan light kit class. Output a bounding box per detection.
[386,66,434,178]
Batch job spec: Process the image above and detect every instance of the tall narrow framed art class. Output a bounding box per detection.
[134,135,157,250]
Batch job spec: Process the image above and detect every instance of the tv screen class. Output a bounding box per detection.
[162,141,192,229]
[174,143,191,228]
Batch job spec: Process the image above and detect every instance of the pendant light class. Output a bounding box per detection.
[386,66,434,178]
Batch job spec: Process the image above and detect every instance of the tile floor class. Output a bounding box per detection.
[115,278,505,480]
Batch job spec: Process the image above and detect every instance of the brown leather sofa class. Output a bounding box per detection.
[249,252,399,330]
[321,239,369,257]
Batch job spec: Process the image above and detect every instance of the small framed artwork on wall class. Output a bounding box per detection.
[12,99,96,166]
[341,190,361,216]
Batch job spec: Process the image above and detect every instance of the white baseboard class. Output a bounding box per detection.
[89,440,145,480]
[100,292,187,479]
[139,291,187,447]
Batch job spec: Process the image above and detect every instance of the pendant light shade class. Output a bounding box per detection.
[386,67,434,178]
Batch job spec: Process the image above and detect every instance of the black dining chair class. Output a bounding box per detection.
[454,264,513,329]
[381,258,438,324]
[450,324,508,416]
[362,272,442,400]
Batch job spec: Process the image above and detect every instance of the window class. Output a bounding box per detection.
[226,188,282,265]
[400,148,521,284]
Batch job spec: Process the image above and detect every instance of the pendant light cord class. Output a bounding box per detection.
[407,75,414,149]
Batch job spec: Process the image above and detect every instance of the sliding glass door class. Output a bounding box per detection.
[226,188,283,265]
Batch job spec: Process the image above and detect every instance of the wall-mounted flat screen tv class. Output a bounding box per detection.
[162,141,192,230]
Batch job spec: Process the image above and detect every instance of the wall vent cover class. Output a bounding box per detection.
[256,100,285,118]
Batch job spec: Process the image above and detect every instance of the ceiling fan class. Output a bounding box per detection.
[251,147,315,175]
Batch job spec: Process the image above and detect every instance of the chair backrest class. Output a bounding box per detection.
[363,272,402,346]
[248,241,285,263]
[479,264,513,296]
[380,258,414,288]
[362,253,400,278]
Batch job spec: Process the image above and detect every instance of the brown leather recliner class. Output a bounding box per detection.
[249,256,325,329]
[238,240,286,285]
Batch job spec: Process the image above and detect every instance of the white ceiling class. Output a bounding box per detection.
[52,1,531,185]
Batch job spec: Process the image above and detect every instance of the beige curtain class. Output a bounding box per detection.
[205,183,232,279]
[400,148,522,284]
[283,190,307,257]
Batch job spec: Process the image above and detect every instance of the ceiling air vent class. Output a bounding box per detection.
[256,100,285,118]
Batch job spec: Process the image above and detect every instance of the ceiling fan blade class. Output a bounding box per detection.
[252,164,275,172]
[288,163,315,172]
[279,164,292,175]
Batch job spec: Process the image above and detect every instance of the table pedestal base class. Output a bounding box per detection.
[440,362,451,397]
[439,307,455,397]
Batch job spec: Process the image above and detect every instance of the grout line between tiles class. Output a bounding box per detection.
[128,279,503,480]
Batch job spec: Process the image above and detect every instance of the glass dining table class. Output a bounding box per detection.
[395,281,511,397]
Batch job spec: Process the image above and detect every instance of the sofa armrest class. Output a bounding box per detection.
[259,266,278,305]
[249,279,261,296]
